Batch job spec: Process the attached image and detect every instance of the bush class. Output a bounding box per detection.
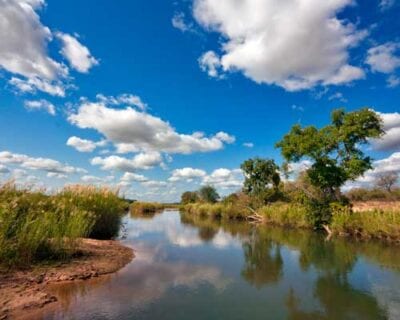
[130,202,166,215]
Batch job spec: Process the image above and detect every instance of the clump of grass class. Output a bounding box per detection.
[258,203,311,228]
[57,185,127,240]
[0,182,127,267]
[130,202,166,215]
[181,203,250,220]
[331,204,400,240]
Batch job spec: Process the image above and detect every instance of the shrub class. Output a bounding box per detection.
[130,202,166,215]
[258,203,311,228]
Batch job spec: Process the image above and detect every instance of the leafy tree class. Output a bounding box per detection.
[198,185,220,203]
[240,158,281,206]
[375,172,398,192]
[276,108,384,227]
[181,191,199,204]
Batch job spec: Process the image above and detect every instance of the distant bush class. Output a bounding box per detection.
[346,188,400,202]
[0,183,127,267]
[130,202,168,215]
[331,204,400,240]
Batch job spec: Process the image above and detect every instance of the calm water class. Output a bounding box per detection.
[39,210,400,320]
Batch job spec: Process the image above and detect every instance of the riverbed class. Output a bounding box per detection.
[38,210,400,319]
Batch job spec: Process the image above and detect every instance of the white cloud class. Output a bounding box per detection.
[66,136,107,153]
[172,12,194,33]
[198,51,223,78]
[328,92,348,103]
[0,164,9,174]
[0,0,70,96]
[202,168,243,189]
[81,175,114,183]
[91,152,163,172]
[243,142,254,148]
[121,172,149,183]
[56,32,98,73]
[0,151,86,175]
[9,76,66,97]
[24,99,56,115]
[96,93,147,111]
[345,152,400,189]
[47,172,67,179]
[366,42,400,74]
[68,101,234,154]
[194,0,366,91]
[379,0,396,11]
[371,111,400,151]
[387,75,400,88]
[169,167,206,182]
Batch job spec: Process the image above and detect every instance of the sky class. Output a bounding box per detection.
[0,0,400,202]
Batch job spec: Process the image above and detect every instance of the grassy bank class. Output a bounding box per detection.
[180,201,400,242]
[0,182,127,267]
[130,202,178,215]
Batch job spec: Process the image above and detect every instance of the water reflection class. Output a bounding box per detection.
[40,211,400,320]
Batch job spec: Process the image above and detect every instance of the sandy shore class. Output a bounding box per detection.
[0,239,134,319]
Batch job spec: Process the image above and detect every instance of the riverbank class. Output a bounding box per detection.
[0,238,133,319]
[180,201,400,243]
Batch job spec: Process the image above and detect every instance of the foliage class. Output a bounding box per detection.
[276,108,384,227]
[180,191,199,205]
[130,202,167,215]
[0,182,126,267]
[258,203,311,228]
[198,185,220,203]
[241,157,281,206]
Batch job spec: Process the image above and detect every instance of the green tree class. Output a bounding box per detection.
[198,185,220,203]
[276,108,384,227]
[240,158,281,206]
[181,191,199,204]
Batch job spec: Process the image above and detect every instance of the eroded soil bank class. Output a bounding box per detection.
[0,239,133,319]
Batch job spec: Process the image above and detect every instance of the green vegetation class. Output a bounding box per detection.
[0,182,127,267]
[130,202,168,215]
[179,108,400,241]
[276,108,384,228]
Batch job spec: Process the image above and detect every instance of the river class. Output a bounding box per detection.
[40,210,400,319]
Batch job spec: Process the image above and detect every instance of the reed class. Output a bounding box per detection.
[0,182,127,267]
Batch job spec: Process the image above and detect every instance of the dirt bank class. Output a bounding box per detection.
[0,239,133,319]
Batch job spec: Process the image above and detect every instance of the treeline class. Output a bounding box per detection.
[181,108,400,240]
[0,182,127,267]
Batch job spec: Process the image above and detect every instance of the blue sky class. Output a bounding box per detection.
[0,0,400,201]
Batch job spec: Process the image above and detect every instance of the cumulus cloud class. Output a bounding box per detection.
[91,152,163,172]
[199,51,223,78]
[96,93,147,111]
[371,111,400,151]
[366,42,400,74]
[169,167,206,182]
[81,175,114,183]
[202,168,243,189]
[0,151,86,175]
[387,75,400,88]
[193,0,366,91]
[0,1,97,96]
[24,99,56,115]
[345,152,400,189]
[47,172,67,179]
[66,136,107,153]
[121,172,149,183]
[56,32,98,73]
[68,101,235,154]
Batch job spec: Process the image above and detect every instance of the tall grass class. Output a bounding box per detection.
[181,202,250,220]
[0,182,127,267]
[130,202,166,215]
[258,203,311,228]
[331,205,400,240]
